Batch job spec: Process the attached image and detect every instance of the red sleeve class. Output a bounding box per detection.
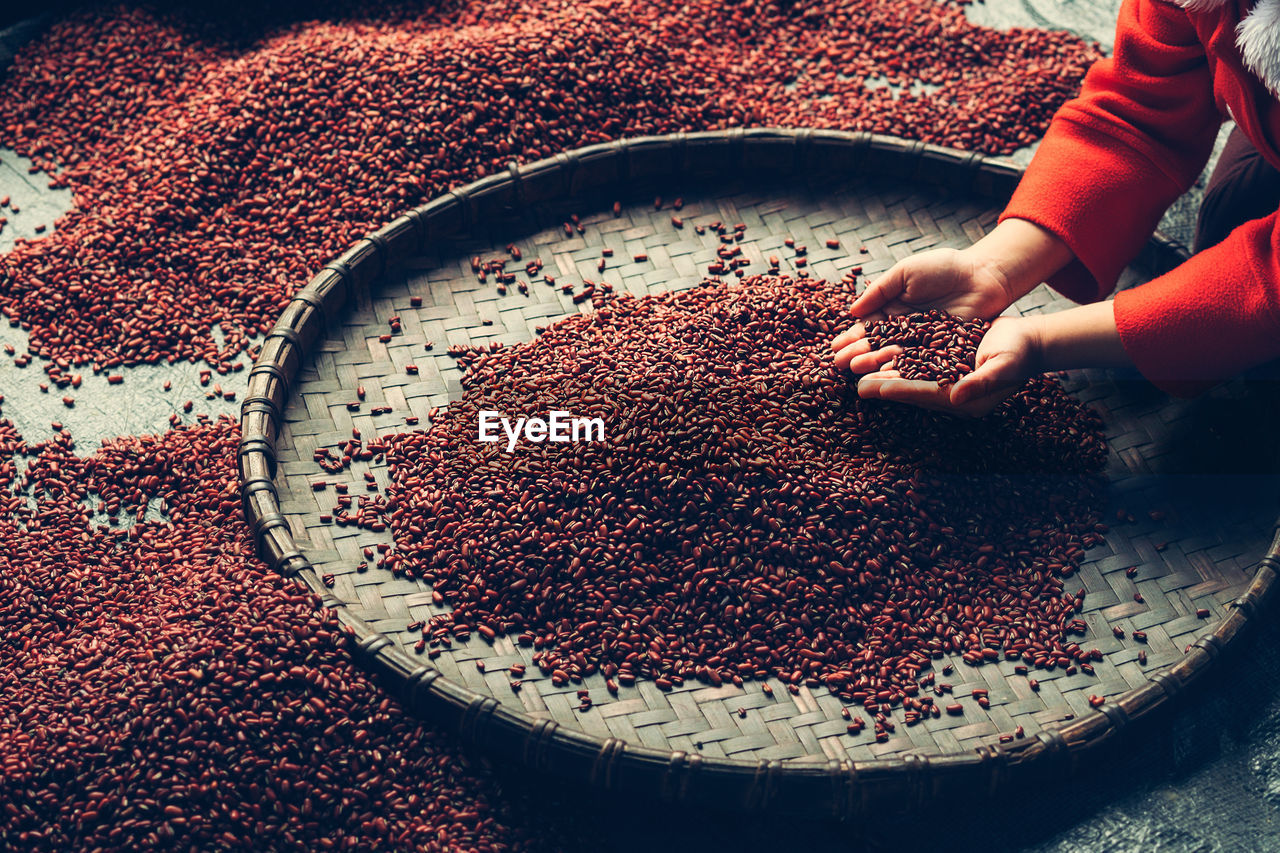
[1114,214,1280,396]
[999,0,1222,303]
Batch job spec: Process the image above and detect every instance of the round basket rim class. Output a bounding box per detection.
[237,127,1280,818]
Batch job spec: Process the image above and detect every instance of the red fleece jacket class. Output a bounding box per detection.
[999,0,1280,396]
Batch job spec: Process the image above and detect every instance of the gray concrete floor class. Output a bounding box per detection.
[0,7,1275,853]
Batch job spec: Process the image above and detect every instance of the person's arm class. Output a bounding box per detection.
[1113,212,1280,396]
[859,209,1280,412]
[1034,302,1130,372]
[836,0,1221,382]
[845,0,1272,407]
[1002,0,1280,396]
[963,218,1081,308]
[1000,0,1222,304]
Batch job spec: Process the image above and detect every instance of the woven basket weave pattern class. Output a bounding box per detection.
[239,129,1279,817]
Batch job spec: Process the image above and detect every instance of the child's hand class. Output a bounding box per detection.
[849,246,1017,323]
[852,316,1043,418]
[832,218,1077,369]
[831,247,1015,371]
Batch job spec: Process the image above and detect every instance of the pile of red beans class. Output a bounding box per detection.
[0,2,1101,847]
[0,0,1096,371]
[0,419,564,851]
[385,276,1107,706]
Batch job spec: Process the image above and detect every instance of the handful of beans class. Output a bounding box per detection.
[861,310,990,386]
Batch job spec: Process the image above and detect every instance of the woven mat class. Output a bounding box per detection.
[272,173,1275,763]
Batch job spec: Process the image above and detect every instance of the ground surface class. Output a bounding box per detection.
[0,4,1275,852]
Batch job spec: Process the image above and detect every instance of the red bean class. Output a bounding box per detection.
[2,0,1097,374]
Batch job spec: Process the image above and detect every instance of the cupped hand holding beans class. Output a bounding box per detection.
[832,218,1078,372]
[855,316,1044,417]
[829,249,1013,378]
[847,302,1136,416]
[831,218,1136,415]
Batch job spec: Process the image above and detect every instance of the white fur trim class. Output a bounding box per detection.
[1238,0,1280,97]
[1167,0,1280,99]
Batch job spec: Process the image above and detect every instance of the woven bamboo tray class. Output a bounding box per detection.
[238,129,1280,818]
